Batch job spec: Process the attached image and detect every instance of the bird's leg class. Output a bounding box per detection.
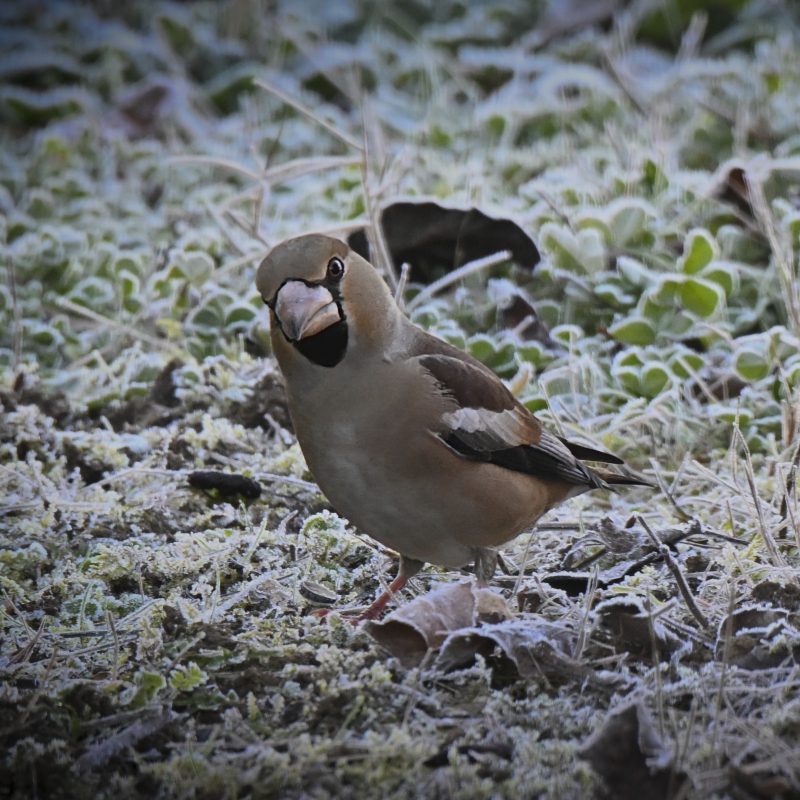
[473,548,498,587]
[349,555,425,624]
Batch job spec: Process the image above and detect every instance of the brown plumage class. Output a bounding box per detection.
[256,234,650,621]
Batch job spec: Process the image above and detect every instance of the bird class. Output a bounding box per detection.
[256,234,650,622]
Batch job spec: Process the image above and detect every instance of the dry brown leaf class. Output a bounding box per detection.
[348,201,539,284]
[364,581,510,668]
[578,703,686,800]
[595,597,687,658]
[716,604,800,669]
[436,618,573,675]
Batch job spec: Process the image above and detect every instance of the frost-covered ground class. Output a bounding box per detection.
[2,1,800,798]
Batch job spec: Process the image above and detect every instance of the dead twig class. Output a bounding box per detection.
[639,516,711,630]
[18,648,58,726]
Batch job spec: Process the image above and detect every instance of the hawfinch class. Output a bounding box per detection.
[256,235,649,620]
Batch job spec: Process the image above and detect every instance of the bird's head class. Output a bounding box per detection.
[256,234,398,368]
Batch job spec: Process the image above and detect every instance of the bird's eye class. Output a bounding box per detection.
[327,257,345,281]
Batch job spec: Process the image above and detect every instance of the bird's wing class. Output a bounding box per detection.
[411,347,603,488]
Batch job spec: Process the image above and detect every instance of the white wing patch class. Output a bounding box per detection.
[442,405,538,451]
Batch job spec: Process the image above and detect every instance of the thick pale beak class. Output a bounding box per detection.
[274,281,340,341]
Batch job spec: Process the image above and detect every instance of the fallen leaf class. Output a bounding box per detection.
[716,604,800,669]
[436,618,574,675]
[364,581,507,668]
[187,470,262,499]
[595,597,687,658]
[578,703,686,800]
[424,741,513,769]
[349,201,539,283]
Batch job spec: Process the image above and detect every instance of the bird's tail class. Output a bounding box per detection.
[592,469,655,490]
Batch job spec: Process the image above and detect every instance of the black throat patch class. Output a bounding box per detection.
[293,318,348,367]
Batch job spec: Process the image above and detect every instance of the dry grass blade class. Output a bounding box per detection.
[264,155,362,184]
[639,516,711,630]
[733,426,788,572]
[76,707,179,771]
[7,256,22,369]
[394,262,411,309]
[7,618,45,666]
[404,251,512,313]
[166,155,262,181]
[358,94,397,290]
[573,568,597,660]
[711,582,737,756]
[18,648,58,726]
[254,78,363,151]
[745,168,800,336]
[216,248,270,279]
[55,297,171,350]
[650,458,692,522]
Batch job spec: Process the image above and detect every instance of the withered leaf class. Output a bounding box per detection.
[436,618,574,675]
[716,604,800,669]
[595,597,688,658]
[363,581,511,668]
[578,703,686,800]
[424,741,513,769]
[187,470,262,499]
[348,202,539,284]
[494,287,555,347]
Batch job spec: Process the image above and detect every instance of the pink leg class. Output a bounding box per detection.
[352,560,422,623]
[313,556,425,625]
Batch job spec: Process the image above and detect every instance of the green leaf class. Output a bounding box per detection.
[536,300,560,330]
[522,396,548,414]
[551,325,584,347]
[679,229,717,274]
[487,114,506,137]
[207,68,257,115]
[468,334,496,362]
[612,365,640,395]
[641,295,670,323]
[616,256,655,288]
[707,405,752,425]
[607,199,653,248]
[428,125,451,147]
[641,362,670,397]
[4,88,85,126]
[680,277,723,317]
[169,662,209,692]
[733,349,770,382]
[114,254,143,278]
[701,261,738,296]
[670,352,704,379]
[157,14,195,57]
[649,276,683,306]
[595,282,634,307]
[642,159,668,194]
[119,270,139,298]
[660,310,694,337]
[124,670,166,709]
[517,342,546,366]
[575,215,612,246]
[608,317,656,346]
[614,349,644,368]
[224,303,257,331]
[539,223,604,274]
[784,213,800,249]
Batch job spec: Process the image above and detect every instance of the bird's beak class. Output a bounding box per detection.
[274,281,340,341]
